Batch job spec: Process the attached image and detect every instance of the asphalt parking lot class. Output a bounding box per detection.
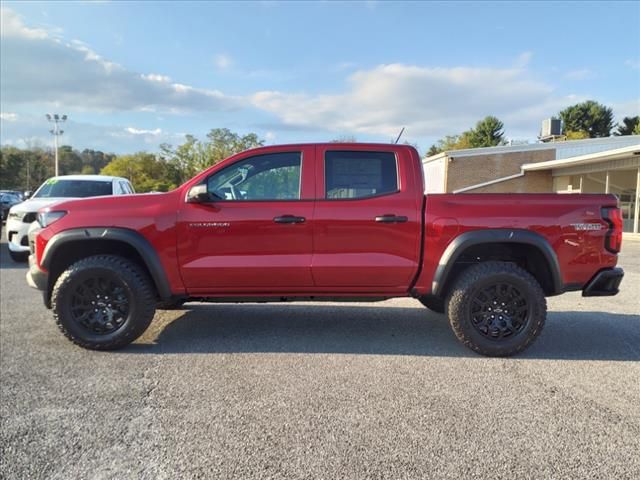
[1,237,639,479]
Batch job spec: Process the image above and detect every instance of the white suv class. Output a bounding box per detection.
[5,175,134,262]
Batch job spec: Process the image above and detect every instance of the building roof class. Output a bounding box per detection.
[423,135,640,163]
[522,143,640,171]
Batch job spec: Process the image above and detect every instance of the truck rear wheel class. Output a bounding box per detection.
[51,255,157,350]
[446,261,546,357]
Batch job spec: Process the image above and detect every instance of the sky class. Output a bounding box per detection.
[1,0,639,155]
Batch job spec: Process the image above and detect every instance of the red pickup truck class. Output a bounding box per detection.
[27,143,624,356]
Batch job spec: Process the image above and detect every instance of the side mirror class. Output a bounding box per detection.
[24,191,33,200]
[186,184,215,203]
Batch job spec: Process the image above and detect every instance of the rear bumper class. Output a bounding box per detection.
[582,268,624,297]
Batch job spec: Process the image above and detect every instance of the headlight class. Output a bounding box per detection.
[8,211,25,221]
[9,210,45,223]
[37,210,67,228]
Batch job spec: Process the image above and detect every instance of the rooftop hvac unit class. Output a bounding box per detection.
[541,118,562,137]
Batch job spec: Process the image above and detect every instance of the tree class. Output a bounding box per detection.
[330,135,357,143]
[427,116,505,156]
[427,134,466,156]
[565,131,590,140]
[468,116,505,148]
[205,128,264,166]
[614,116,640,136]
[559,100,614,138]
[57,145,83,175]
[101,153,174,192]
[80,149,114,173]
[0,146,52,190]
[635,121,640,135]
[160,128,264,186]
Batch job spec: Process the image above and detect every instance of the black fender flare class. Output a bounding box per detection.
[431,229,562,297]
[41,227,172,300]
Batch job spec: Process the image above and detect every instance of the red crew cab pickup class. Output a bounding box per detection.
[27,143,624,356]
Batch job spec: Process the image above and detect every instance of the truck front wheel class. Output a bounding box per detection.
[51,255,157,350]
[446,262,546,357]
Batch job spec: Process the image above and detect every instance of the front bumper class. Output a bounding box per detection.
[5,217,32,253]
[26,224,52,307]
[582,268,624,297]
[26,253,48,292]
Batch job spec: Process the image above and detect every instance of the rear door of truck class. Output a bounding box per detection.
[311,145,423,291]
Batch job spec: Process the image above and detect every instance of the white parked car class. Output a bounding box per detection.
[5,175,135,262]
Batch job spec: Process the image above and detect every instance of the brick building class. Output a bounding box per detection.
[423,135,640,234]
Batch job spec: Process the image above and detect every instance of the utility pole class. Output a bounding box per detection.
[46,114,67,176]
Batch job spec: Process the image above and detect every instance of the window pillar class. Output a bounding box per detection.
[634,167,640,234]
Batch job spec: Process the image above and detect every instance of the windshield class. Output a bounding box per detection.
[33,179,113,198]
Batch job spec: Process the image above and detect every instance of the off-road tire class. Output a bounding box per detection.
[8,248,29,263]
[418,296,445,313]
[446,261,546,357]
[52,255,157,350]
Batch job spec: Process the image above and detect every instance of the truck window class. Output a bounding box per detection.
[207,152,302,201]
[325,151,398,199]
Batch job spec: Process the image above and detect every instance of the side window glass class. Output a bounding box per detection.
[325,151,398,199]
[207,152,302,201]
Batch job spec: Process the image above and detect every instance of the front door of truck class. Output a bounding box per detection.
[311,146,423,291]
[176,146,315,293]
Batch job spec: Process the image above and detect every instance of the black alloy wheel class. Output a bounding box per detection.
[468,283,529,340]
[69,274,130,335]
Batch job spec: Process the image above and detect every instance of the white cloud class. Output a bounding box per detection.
[0,8,240,114]
[252,61,558,138]
[0,7,48,39]
[125,127,162,136]
[611,99,640,121]
[214,53,232,70]
[563,68,592,80]
[514,51,533,69]
[0,112,19,122]
[0,112,182,153]
[141,73,171,83]
[625,59,640,70]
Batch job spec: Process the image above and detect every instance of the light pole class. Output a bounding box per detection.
[46,114,67,176]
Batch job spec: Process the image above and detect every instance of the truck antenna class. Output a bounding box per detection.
[394,127,405,144]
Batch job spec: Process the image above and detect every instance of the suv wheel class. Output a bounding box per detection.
[446,261,546,357]
[51,255,156,350]
[8,249,29,263]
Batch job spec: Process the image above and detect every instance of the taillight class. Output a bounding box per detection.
[602,207,623,253]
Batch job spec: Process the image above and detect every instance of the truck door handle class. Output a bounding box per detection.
[274,215,306,224]
[375,214,408,223]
